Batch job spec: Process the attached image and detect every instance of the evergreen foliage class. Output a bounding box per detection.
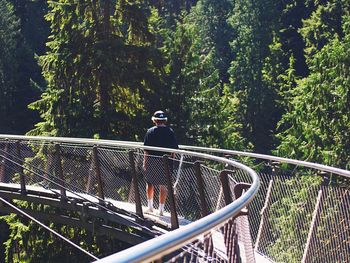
[1,0,347,165]
[187,0,234,148]
[28,0,161,139]
[0,202,131,262]
[1,0,350,261]
[0,0,40,134]
[277,13,350,169]
[225,0,281,153]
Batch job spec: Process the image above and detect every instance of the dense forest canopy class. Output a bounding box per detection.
[0,0,349,169]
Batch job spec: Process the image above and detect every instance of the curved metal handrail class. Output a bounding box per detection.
[2,135,349,262]
[178,145,350,178]
[0,134,260,262]
[92,152,259,263]
[95,173,258,262]
[2,135,344,177]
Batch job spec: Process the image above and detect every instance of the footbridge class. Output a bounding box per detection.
[0,135,349,262]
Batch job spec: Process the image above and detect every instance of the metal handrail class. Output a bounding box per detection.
[93,153,259,263]
[178,145,350,178]
[95,175,258,262]
[2,135,345,177]
[0,134,260,263]
[3,135,350,262]
[3,134,345,177]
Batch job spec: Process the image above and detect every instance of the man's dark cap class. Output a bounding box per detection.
[152,110,168,121]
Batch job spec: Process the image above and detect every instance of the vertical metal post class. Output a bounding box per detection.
[93,146,105,201]
[128,150,143,218]
[302,189,323,263]
[0,141,9,182]
[254,179,274,252]
[194,161,209,217]
[45,146,53,183]
[16,140,26,194]
[228,219,237,261]
[54,144,66,199]
[220,170,233,205]
[163,155,179,229]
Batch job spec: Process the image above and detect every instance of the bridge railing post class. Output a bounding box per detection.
[163,155,179,229]
[220,170,250,215]
[54,143,67,199]
[16,140,26,194]
[86,155,95,193]
[254,179,274,252]
[219,170,233,205]
[128,150,143,218]
[92,146,105,203]
[194,161,209,217]
[0,140,9,183]
[302,189,323,263]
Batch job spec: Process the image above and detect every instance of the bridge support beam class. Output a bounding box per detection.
[0,141,9,183]
[220,170,233,205]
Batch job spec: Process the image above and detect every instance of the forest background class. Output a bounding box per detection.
[0,0,349,170]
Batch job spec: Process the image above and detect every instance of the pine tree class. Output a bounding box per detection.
[299,0,344,63]
[29,0,161,139]
[276,12,350,169]
[225,0,280,153]
[187,0,235,147]
[155,0,235,147]
[0,0,40,134]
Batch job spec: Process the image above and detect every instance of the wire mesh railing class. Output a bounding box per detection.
[3,135,348,262]
[179,145,350,263]
[0,135,259,262]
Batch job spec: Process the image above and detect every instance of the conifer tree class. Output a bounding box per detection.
[225,0,280,153]
[0,0,39,134]
[276,3,350,169]
[156,0,234,147]
[187,0,234,147]
[29,0,161,139]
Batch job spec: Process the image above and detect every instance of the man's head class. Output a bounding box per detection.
[152,110,167,124]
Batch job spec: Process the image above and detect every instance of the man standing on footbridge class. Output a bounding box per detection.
[143,110,178,216]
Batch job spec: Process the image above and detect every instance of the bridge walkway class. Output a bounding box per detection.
[0,182,192,236]
[1,135,350,262]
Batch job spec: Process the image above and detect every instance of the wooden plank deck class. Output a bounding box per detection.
[0,182,192,230]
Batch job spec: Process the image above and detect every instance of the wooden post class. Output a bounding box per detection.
[86,156,95,193]
[219,170,232,205]
[93,146,105,202]
[16,141,26,194]
[0,141,8,182]
[194,161,209,217]
[54,144,67,199]
[233,183,251,216]
[234,183,251,199]
[163,155,179,229]
[128,150,143,218]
